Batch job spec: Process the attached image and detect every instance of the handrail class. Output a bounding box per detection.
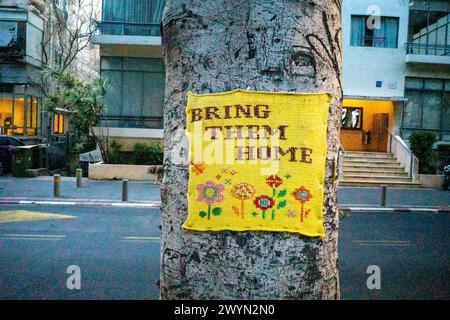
[387,130,419,180]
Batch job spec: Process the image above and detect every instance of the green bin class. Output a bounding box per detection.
[12,145,37,177]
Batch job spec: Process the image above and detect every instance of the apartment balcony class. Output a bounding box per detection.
[406,43,450,65]
[94,21,161,45]
[93,21,161,58]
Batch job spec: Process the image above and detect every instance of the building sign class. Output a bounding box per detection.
[183,90,331,237]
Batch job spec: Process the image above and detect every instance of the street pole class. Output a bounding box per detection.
[122,179,129,202]
[53,174,61,197]
[76,169,82,188]
[381,185,387,207]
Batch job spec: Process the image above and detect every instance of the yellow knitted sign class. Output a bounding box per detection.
[183,89,331,237]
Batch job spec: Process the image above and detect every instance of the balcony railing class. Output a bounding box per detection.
[97,21,161,37]
[406,42,450,56]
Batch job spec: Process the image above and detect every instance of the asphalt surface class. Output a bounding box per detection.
[0,204,449,300]
[0,205,161,300]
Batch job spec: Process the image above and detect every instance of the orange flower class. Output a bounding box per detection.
[292,187,313,203]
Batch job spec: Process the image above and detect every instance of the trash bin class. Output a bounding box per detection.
[12,145,37,177]
[32,144,47,169]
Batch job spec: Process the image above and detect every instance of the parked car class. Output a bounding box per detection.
[0,135,25,175]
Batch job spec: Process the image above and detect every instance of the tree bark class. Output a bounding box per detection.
[161,0,342,300]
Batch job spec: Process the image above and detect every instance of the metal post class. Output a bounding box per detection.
[76,168,82,188]
[122,179,129,202]
[54,174,61,197]
[381,185,387,207]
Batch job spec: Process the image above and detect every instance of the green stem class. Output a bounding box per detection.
[207,205,211,220]
[272,188,276,197]
[262,210,266,219]
[272,209,275,220]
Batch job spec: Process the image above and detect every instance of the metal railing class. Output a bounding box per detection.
[97,21,161,37]
[387,130,419,181]
[338,144,348,182]
[406,42,450,56]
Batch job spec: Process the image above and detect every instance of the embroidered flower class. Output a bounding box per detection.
[292,187,313,203]
[231,183,255,219]
[197,180,225,205]
[266,175,283,188]
[253,195,275,211]
[231,183,255,201]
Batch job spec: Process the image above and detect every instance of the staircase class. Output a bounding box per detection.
[340,151,421,188]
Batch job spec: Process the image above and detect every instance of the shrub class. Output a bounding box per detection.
[109,140,123,164]
[132,143,163,165]
[409,131,436,174]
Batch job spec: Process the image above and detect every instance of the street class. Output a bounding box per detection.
[0,202,449,299]
[0,205,161,300]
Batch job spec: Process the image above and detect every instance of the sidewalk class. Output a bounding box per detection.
[0,176,448,210]
[338,187,449,207]
[0,176,161,204]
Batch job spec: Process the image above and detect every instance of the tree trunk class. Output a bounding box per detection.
[161,0,342,300]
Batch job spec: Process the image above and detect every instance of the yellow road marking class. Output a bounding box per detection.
[0,210,76,224]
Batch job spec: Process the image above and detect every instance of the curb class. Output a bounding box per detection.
[0,198,161,208]
[339,206,450,213]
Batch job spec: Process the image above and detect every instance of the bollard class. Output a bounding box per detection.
[122,179,129,202]
[76,168,82,188]
[54,174,61,197]
[381,185,387,207]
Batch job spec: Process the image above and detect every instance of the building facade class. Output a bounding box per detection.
[0,0,100,145]
[0,0,46,142]
[93,0,165,150]
[341,0,450,152]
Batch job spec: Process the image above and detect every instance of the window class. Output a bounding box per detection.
[403,77,450,141]
[342,107,363,130]
[101,0,165,36]
[53,114,65,134]
[408,0,450,55]
[100,57,165,129]
[0,94,40,136]
[0,21,26,60]
[351,15,399,48]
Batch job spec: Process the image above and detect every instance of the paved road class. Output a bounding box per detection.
[0,205,161,300]
[0,204,449,299]
[339,211,450,299]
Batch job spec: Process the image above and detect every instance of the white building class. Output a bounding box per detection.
[341,0,450,153]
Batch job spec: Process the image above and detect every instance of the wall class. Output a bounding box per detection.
[340,99,394,152]
[342,0,409,98]
[88,163,157,181]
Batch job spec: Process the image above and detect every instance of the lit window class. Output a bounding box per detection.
[53,114,65,134]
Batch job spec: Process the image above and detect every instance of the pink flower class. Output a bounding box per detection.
[197,180,225,205]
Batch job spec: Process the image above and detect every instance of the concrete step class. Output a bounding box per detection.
[343,171,409,178]
[344,152,394,160]
[343,163,403,169]
[345,151,392,157]
[342,175,412,182]
[339,180,422,188]
[343,167,407,174]
[344,158,400,164]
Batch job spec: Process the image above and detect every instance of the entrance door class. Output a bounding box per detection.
[372,113,389,152]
